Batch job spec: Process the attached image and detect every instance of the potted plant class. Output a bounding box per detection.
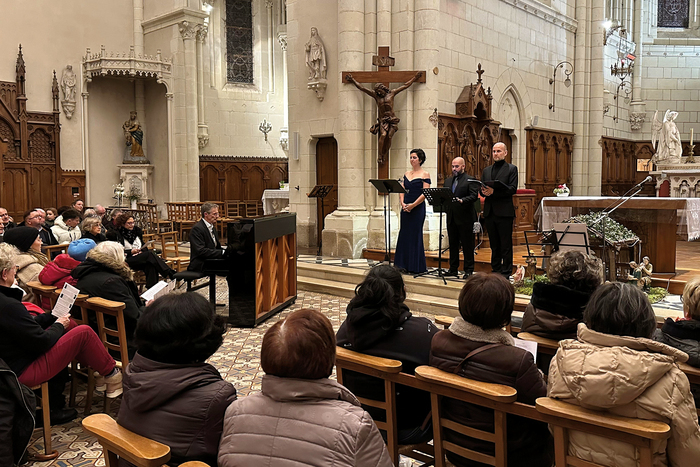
[126,187,142,209]
[553,184,570,197]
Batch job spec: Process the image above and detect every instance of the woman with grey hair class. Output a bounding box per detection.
[521,250,603,341]
[81,216,106,243]
[71,241,148,357]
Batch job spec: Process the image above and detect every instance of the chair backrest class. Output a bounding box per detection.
[42,243,70,260]
[516,332,560,356]
[26,281,57,311]
[82,413,171,467]
[159,231,181,259]
[535,397,670,467]
[225,200,240,217]
[335,347,403,464]
[52,288,90,324]
[414,365,517,467]
[84,297,129,365]
[186,202,203,221]
[165,202,188,222]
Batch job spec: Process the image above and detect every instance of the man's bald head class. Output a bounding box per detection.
[451,157,466,175]
[492,143,507,162]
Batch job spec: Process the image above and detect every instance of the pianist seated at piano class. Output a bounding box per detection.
[188,202,225,273]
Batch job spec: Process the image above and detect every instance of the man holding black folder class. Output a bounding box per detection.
[481,142,518,278]
[444,157,479,278]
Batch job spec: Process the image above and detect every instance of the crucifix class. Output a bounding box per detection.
[343,46,426,179]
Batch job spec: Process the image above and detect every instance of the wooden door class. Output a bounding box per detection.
[315,137,338,247]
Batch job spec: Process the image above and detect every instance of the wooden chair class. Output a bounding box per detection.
[159,231,190,272]
[225,200,241,217]
[83,296,128,413]
[535,397,671,467]
[42,242,70,260]
[30,381,58,461]
[434,315,454,329]
[138,202,173,234]
[414,365,517,467]
[516,332,560,356]
[26,281,57,310]
[335,347,434,466]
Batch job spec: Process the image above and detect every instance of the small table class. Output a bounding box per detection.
[261,188,290,215]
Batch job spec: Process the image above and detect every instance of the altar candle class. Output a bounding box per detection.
[691,128,694,146]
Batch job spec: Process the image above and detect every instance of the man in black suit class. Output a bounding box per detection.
[444,157,479,278]
[188,202,225,272]
[24,209,58,246]
[481,142,518,278]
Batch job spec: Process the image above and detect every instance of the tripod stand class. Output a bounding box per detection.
[414,187,455,285]
[369,179,406,264]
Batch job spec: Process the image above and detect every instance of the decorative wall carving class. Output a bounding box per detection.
[60,65,77,119]
[600,137,656,197]
[199,155,288,202]
[82,45,172,88]
[525,128,574,205]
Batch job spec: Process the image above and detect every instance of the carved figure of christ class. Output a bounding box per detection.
[343,46,426,179]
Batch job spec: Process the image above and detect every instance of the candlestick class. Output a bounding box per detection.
[691,128,694,146]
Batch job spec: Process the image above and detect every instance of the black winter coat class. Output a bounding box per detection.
[0,358,36,466]
[520,282,592,341]
[654,318,700,406]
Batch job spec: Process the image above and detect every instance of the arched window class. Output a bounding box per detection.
[226,0,253,83]
[658,0,689,28]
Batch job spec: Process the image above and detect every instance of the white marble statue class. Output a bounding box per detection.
[652,110,682,164]
[305,27,327,80]
[60,65,77,119]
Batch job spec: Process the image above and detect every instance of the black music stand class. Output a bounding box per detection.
[414,187,456,285]
[308,184,334,256]
[369,179,406,263]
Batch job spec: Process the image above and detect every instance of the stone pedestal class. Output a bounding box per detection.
[367,206,399,250]
[118,164,154,203]
[321,210,370,258]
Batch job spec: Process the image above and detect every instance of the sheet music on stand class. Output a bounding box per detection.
[422,187,457,213]
[52,283,80,318]
[307,184,334,200]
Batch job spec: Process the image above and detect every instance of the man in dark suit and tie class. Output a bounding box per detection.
[188,202,224,272]
[444,157,479,278]
[481,142,518,278]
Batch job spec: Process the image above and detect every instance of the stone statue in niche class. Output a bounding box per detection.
[60,65,77,119]
[305,27,327,80]
[122,111,148,163]
[652,109,682,164]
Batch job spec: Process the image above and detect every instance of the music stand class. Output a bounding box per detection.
[308,184,334,256]
[369,179,406,263]
[414,187,456,284]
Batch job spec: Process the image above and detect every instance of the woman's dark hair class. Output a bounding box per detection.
[261,308,335,379]
[411,148,426,166]
[62,209,81,222]
[347,264,406,330]
[584,282,656,339]
[458,273,514,329]
[57,205,70,216]
[114,213,134,229]
[134,293,226,364]
[547,250,603,293]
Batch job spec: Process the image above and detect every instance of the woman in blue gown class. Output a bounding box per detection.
[394,149,431,274]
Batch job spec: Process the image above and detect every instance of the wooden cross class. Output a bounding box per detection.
[343,46,426,179]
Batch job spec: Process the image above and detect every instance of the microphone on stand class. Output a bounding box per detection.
[634,175,653,188]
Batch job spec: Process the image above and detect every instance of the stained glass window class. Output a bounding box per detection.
[226,0,253,84]
[658,0,689,28]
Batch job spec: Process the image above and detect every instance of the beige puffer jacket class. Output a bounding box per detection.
[548,323,700,467]
[218,375,392,467]
[16,252,46,303]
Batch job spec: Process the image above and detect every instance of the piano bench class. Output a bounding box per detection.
[174,271,218,304]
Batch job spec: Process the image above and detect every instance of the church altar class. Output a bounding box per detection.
[261,188,290,215]
[536,196,700,274]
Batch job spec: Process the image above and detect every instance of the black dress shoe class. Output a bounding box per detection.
[463,271,473,279]
[36,407,78,427]
[443,270,459,277]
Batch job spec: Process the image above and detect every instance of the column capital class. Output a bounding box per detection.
[196,24,209,43]
[266,0,274,9]
[179,21,200,41]
[277,32,288,51]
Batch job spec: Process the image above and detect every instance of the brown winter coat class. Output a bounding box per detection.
[429,317,553,467]
[548,323,700,467]
[218,375,392,467]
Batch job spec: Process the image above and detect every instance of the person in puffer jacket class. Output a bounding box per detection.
[548,282,700,467]
[654,277,700,406]
[218,308,392,467]
[38,239,96,309]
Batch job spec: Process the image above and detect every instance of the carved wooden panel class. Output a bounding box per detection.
[2,167,29,214]
[199,156,288,203]
[525,128,574,205]
[600,137,657,197]
[60,170,85,208]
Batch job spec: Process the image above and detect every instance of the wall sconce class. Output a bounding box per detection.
[259,119,272,142]
[603,20,626,46]
[548,61,573,112]
[612,80,632,123]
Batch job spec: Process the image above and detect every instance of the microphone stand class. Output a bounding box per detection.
[590,181,647,281]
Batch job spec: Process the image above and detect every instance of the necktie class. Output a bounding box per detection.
[209,226,217,244]
[451,176,459,193]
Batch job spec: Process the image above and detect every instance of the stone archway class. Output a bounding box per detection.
[497,86,526,188]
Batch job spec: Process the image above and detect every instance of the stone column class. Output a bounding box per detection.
[572,0,605,195]
[323,0,370,258]
[82,90,91,202]
[166,93,175,201]
[278,33,289,150]
[178,21,202,200]
[196,25,209,149]
[133,0,146,151]
[629,0,646,131]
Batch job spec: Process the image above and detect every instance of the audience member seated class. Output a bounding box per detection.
[70,199,84,213]
[81,216,106,243]
[0,355,35,466]
[51,208,82,244]
[72,241,147,357]
[102,208,122,233]
[336,264,438,444]
[107,213,175,288]
[0,221,4,242]
[430,273,553,467]
[3,226,50,303]
[38,239,95,308]
[548,282,700,466]
[44,207,57,228]
[0,206,15,230]
[218,308,392,467]
[0,243,122,425]
[118,293,237,467]
[23,209,58,246]
[188,202,224,273]
[655,277,700,406]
